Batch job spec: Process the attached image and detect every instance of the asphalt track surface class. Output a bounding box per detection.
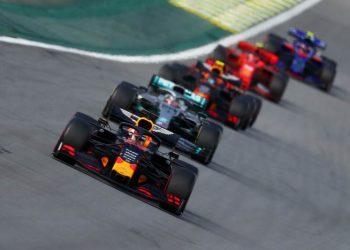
[1,1,350,249]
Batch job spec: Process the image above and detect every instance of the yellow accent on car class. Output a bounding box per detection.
[307,31,315,38]
[101,156,109,167]
[135,117,154,132]
[112,157,136,178]
[256,42,264,48]
[215,60,225,66]
[138,175,148,184]
[211,60,225,75]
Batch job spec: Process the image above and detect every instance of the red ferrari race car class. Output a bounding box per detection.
[159,60,262,130]
[211,41,290,102]
[53,112,198,216]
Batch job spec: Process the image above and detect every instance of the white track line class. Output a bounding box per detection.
[0,0,321,63]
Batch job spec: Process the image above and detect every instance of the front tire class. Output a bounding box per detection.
[193,122,222,164]
[161,166,197,215]
[53,116,95,164]
[102,82,138,118]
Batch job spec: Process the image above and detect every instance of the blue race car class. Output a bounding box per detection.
[263,28,337,92]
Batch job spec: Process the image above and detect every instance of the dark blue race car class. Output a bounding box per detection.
[263,28,337,92]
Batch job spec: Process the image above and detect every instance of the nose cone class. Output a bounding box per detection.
[111,156,137,178]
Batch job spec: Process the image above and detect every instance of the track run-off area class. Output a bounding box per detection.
[1,0,350,249]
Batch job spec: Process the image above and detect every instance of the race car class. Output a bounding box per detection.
[102,75,222,164]
[210,41,289,102]
[262,28,337,92]
[159,61,262,130]
[53,112,198,216]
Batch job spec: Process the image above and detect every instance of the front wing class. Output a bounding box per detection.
[54,148,180,209]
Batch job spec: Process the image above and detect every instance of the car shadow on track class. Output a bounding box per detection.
[209,128,323,214]
[293,78,350,104]
[181,210,236,242]
[181,210,262,249]
[208,160,282,200]
[329,85,350,103]
[53,156,162,209]
[243,127,285,150]
[277,98,307,114]
[207,160,320,217]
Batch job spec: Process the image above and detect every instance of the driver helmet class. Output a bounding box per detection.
[164,94,179,107]
[127,127,138,141]
[126,127,152,148]
[247,53,258,63]
[296,42,309,54]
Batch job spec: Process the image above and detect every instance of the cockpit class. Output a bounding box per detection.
[158,89,192,111]
[293,40,316,58]
[118,123,160,153]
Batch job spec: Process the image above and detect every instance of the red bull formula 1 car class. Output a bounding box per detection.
[159,60,262,130]
[262,28,337,92]
[211,41,289,102]
[53,112,198,215]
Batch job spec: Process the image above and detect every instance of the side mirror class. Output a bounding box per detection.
[98,118,110,128]
[169,151,179,160]
[198,112,208,121]
[138,86,148,93]
[196,61,207,71]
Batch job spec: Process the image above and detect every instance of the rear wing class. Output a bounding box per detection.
[149,75,208,109]
[288,28,327,50]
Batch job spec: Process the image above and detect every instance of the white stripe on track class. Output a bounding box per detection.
[0,0,321,63]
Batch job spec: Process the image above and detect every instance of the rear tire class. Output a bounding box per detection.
[158,64,176,81]
[211,45,227,61]
[102,82,138,118]
[158,63,188,83]
[269,73,289,103]
[161,166,197,215]
[319,57,337,92]
[264,33,285,53]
